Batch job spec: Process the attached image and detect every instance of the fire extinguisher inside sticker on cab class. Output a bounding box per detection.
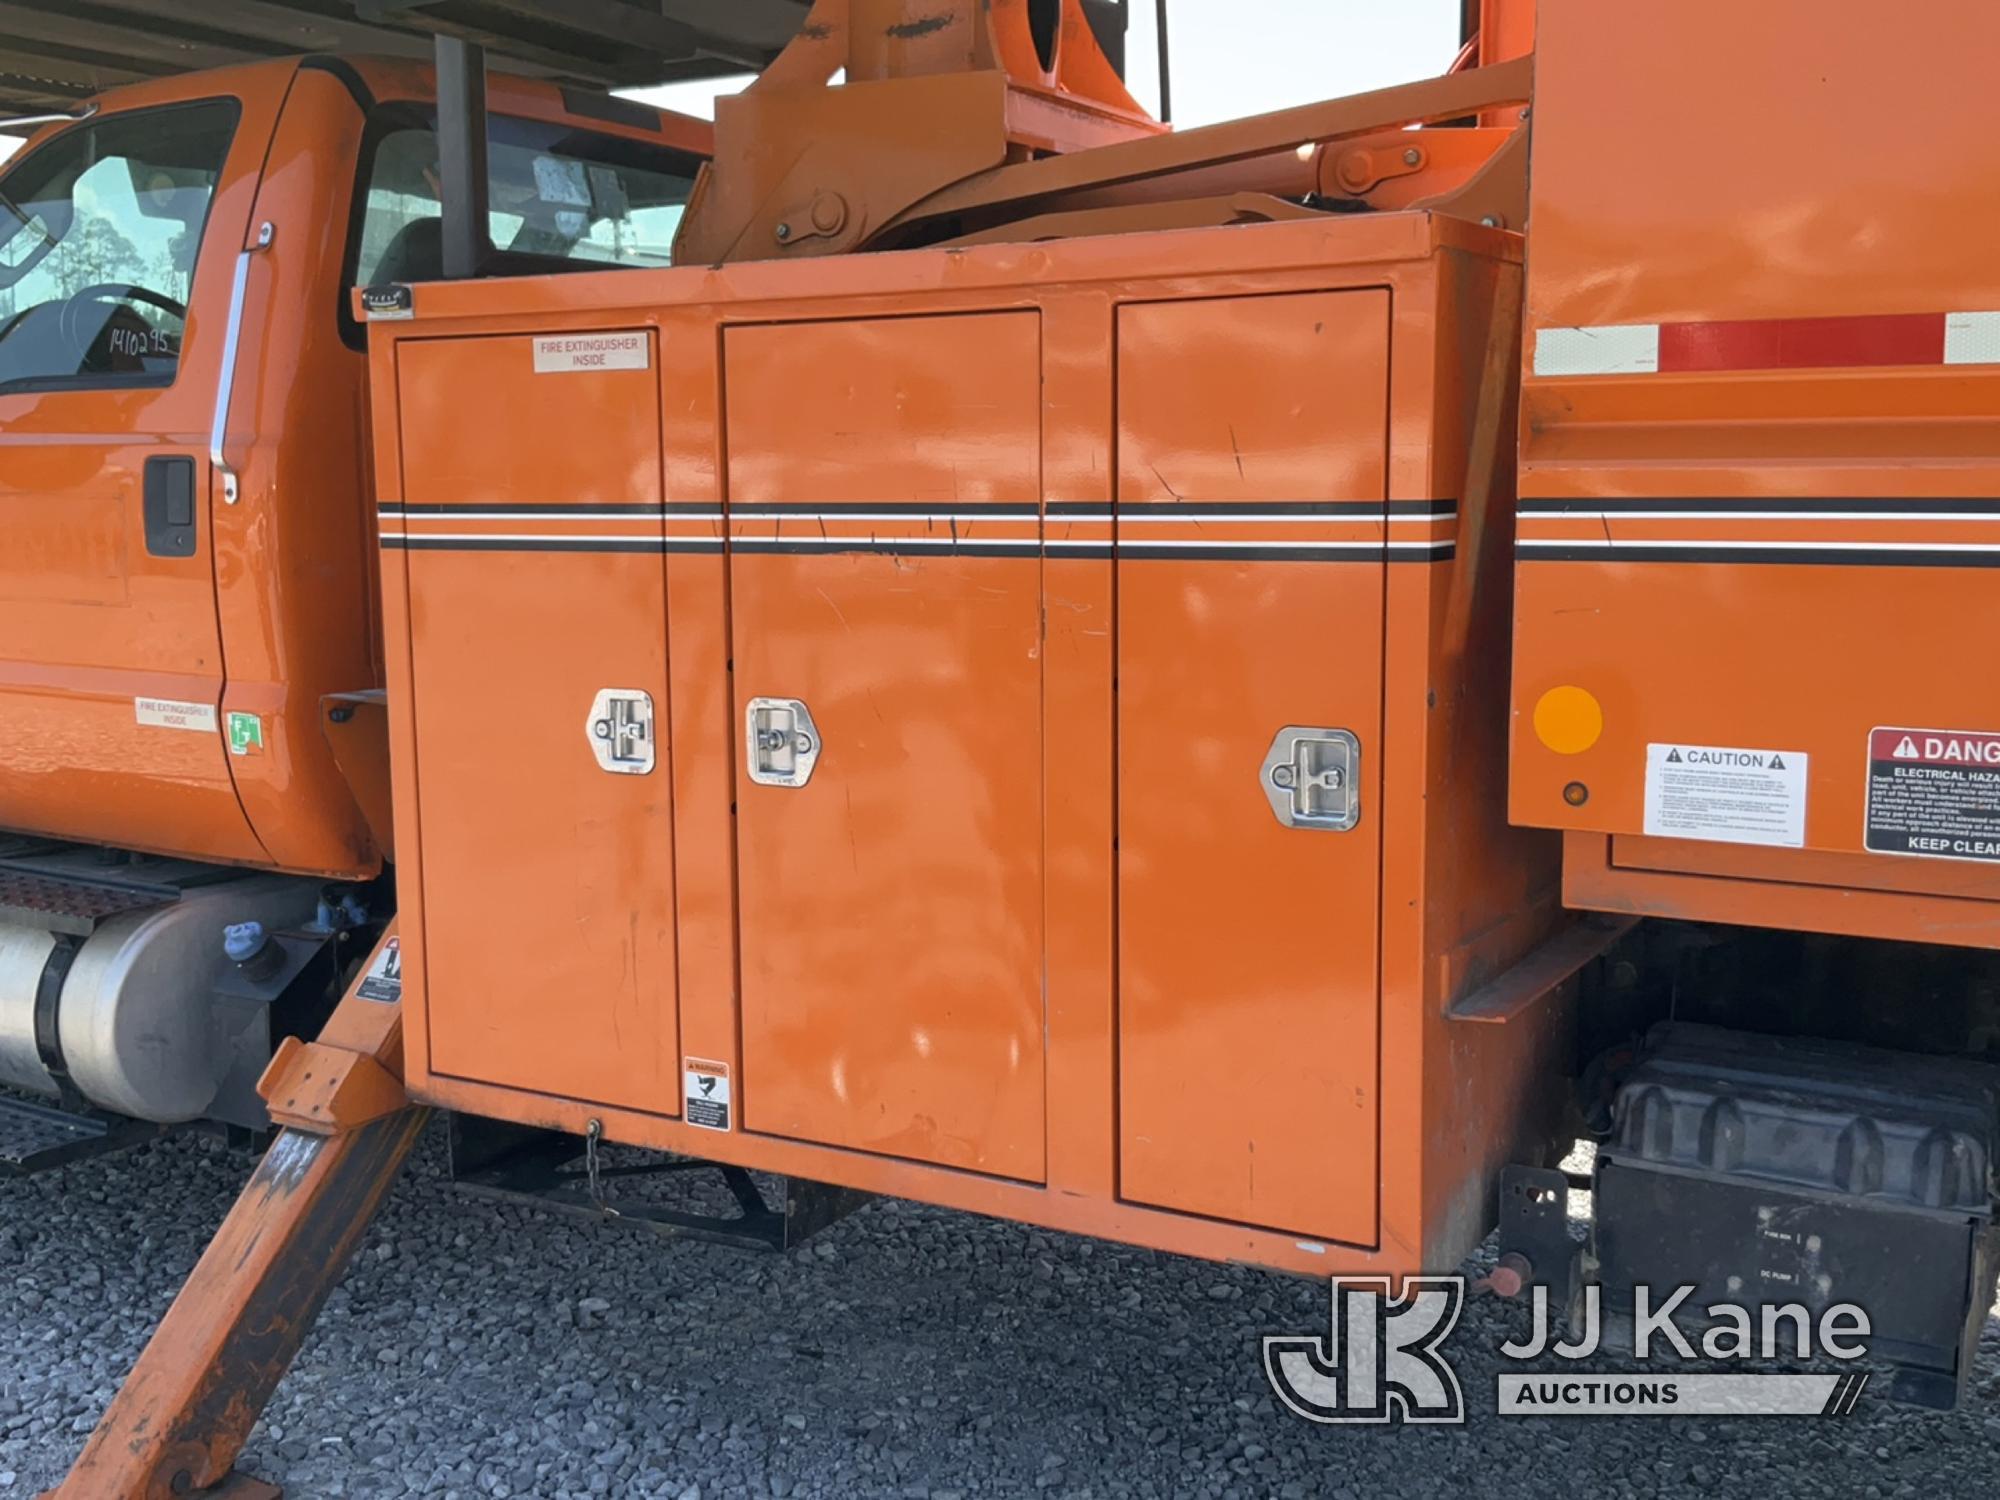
[684,1058,731,1131]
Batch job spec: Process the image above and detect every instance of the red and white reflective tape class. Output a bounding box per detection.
[1534,311,2000,377]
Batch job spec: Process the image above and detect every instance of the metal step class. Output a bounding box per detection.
[0,1090,161,1174]
[0,867,178,936]
[0,840,279,937]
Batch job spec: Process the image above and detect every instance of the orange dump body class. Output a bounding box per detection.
[366,210,1569,1275]
[1509,0,2000,949]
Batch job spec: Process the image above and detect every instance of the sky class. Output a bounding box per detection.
[632,1,1461,127]
[0,3,1463,164]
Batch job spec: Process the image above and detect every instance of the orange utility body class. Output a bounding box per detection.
[1508,0,2000,949]
[54,5,2000,1494]
[359,1,1566,1278]
[0,56,710,879]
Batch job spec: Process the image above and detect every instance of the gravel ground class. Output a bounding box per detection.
[4,1124,1998,1499]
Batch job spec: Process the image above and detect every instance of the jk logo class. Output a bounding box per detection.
[1264,1276,1466,1424]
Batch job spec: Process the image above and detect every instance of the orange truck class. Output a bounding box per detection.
[32,0,2000,1493]
[0,53,710,1166]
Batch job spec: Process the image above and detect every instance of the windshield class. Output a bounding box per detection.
[0,99,238,391]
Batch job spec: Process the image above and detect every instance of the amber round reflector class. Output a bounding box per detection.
[1533,685,1604,755]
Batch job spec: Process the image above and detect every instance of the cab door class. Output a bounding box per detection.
[0,75,289,861]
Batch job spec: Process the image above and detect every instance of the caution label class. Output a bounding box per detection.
[684,1057,731,1131]
[1865,727,2000,863]
[532,330,649,374]
[1644,742,1808,848]
[356,937,402,1003]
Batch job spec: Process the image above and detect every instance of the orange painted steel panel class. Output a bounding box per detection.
[1615,836,2000,903]
[395,333,681,1112]
[1562,833,2000,951]
[209,64,386,879]
[725,313,1047,1182]
[1514,557,2000,875]
[0,55,712,880]
[0,71,290,868]
[1114,292,1389,1245]
[1513,0,2000,945]
[1036,287,1119,1205]
[366,213,1568,1278]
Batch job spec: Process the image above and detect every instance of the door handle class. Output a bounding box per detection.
[142,456,197,558]
[1261,727,1361,831]
[746,698,821,788]
[585,689,655,775]
[209,220,274,506]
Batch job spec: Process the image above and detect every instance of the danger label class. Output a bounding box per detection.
[1866,727,2000,863]
[1644,742,1808,848]
[356,936,402,1002]
[532,331,649,373]
[684,1058,731,1131]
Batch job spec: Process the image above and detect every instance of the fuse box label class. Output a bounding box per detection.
[684,1057,732,1131]
[1865,727,2000,862]
[1644,742,1808,848]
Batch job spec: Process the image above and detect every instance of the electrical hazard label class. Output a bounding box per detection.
[684,1058,731,1131]
[356,936,402,1002]
[1865,727,2000,863]
[1644,742,1808,848]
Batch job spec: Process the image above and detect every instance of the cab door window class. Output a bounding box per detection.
[0,100,240,392]
[350,107,702,290]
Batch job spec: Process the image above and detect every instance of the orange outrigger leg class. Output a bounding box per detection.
[47,928,424,1500]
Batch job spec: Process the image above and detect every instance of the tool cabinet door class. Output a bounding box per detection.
[395,330,681,1113]
[1114,290,1390,1245]
[725,312,1047,1183]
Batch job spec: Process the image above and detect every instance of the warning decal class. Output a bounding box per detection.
[684,1057,732,1131]
[1644,742,1808,848]
[356,936,402,1003]
[1865,727,2000,863]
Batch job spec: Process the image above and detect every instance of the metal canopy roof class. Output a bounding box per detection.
[0,0,817,114]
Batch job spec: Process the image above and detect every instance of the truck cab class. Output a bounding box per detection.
[0,56,710,1163]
